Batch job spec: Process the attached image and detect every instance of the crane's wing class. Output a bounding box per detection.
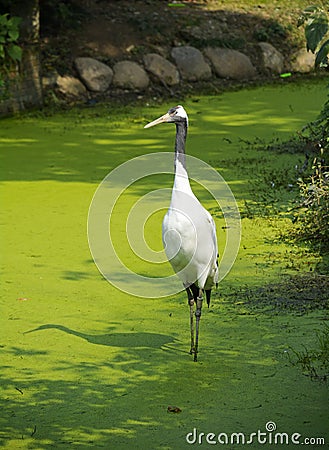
[198,208,218,289]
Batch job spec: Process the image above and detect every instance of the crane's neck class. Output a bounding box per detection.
[174,122,187,170]
[173,120,191,192]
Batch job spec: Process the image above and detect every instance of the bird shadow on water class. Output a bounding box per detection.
[24,323,177,350]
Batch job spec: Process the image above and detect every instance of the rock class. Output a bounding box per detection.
[56,75,87,96]
[258,42,284,74]
[112,61,149,89]
[171,46,212,81]
[42,71,59,90]
[290,48,315,73]
[204,47,256,80]
[74,57,113,92]
[143,53,180,86]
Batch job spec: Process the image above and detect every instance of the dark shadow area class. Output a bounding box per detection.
[62,270,92,281]
[24,323,176,348]
[224,272,329,315]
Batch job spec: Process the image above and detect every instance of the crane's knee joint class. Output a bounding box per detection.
[195,308,202,318]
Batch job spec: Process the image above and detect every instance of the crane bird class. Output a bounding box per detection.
[144,105,218,361]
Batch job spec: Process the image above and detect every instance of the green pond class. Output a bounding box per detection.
[1,79,328,449]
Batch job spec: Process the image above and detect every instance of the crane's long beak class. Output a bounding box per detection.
[144,112,171,128]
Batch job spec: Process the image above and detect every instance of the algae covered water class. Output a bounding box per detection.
[1,79,328,449]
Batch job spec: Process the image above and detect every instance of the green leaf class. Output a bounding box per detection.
[8,29,19,42]
[7,43,22,62]
[305,14,329,53]
[315,39,329,67]
[303,5,321,14]
[0,13,9,26]
[298,5,323,27]
[10,16,22,28]
[6,16,21,42]
[0,45,5,59]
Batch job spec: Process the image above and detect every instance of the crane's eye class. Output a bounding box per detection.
[168,106,179,116]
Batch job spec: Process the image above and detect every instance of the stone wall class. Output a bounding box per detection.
[53,43,316,99]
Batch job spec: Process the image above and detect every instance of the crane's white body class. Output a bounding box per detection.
[144,104,218,361]
[162,158,218,290]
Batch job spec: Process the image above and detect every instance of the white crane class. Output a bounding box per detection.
[145,105,218,361]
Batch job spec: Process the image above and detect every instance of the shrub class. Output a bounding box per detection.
[298,5,329,67]
[290,6,329,252]
[293,150,329,252]
[0,13,22,68]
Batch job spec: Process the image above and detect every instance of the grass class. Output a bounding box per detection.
[1,78,328,449]
[289,324,329,381]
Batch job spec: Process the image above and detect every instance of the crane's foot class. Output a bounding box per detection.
[189,345,197,361]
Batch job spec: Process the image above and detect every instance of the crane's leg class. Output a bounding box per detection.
[186,287,195,355]
[194,289,204,362]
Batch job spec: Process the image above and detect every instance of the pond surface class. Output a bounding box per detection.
[0,79,328,449]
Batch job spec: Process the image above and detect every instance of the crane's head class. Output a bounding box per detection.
[144,105,188,129]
